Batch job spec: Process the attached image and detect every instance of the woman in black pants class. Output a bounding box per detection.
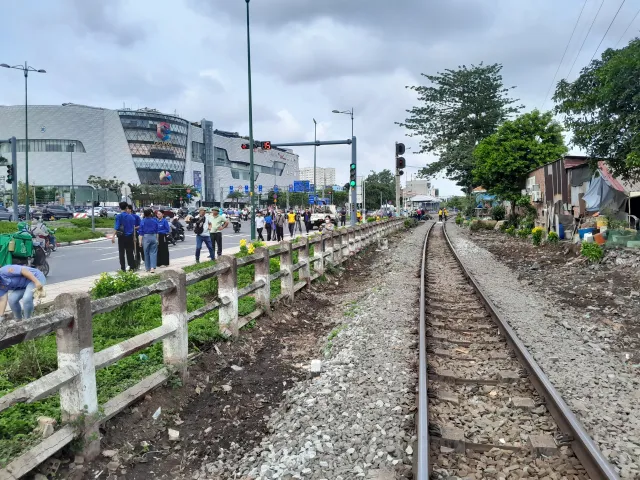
[156,210,171,267]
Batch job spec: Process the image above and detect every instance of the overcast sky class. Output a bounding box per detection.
[1,0,637,195]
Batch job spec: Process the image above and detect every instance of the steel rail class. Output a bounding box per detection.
[416,221,435,479]
[442,223,619,480]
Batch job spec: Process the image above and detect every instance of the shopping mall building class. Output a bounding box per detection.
[0,103,300,205]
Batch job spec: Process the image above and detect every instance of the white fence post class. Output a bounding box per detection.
[332,230,342,264]
[218,255,239,337]
[254,247,272,316]
[299,237,311,286]
[280,241,294,303]
[54,292,100,460]
[313,236,325,275]
[341,229,348,260]
[161,269,189,381]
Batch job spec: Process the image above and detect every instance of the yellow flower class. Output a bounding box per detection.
[532,226,544,233]
[247,244,256,255]
[239,239,247,247]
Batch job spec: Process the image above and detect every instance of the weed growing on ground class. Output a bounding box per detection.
[581,242,604,263]
[547,231,559,244]
[531,227,544,246]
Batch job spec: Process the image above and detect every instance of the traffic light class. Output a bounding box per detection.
[395,142,405,176]
[396,143,405,156]
[396,156,406,170]
[349,162,356,188]
[6,164,13,184]
[241,143,250,150]
[262,141,271,150]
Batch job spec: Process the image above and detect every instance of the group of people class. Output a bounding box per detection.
[252,208,311,242]
[438,208,449,222]
[113,201,176,273]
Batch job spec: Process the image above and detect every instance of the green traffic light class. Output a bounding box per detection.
[350,180,356,187]
[350,164,356,170]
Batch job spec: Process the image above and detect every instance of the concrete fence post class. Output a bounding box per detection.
[348,227,356,256]
[341,229,349,260]
[254,247,272,316]
[280,241,294,303]
[217,255,239,337]
[333,230,342,264]
[161,269,189,381]
[299,237,311,286]
[54,292,100,460]
[314,236,325,275]
[376,221,382,241]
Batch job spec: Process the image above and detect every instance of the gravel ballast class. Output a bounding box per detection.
[198,223,429,479]
[447,225,640,479]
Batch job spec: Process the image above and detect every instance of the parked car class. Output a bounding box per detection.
[0,206,15,221]
[104,207,119,218]
[41,205,74,220]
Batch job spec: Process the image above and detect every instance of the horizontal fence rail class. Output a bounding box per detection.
[0,219,403,479]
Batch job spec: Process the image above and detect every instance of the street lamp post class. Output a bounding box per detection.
[313,118,317,203]
[68,143,75,208]
[245,0,256,241]
[0,62,46,221]
[332,108,354,138]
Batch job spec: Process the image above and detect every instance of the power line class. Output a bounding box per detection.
[589,0,628,62]
[614,5,640,47]
[541,0,589,109]
[566,0,606,80]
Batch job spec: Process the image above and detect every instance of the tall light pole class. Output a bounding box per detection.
[1,62,46,221]
[245,0,256,240]
[313,118,317,201]
[332,108,354,138]
[68,143,75,208]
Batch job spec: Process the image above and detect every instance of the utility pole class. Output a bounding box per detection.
[395,142,405,214]
[313,118,317,209]
[245,0,256,240]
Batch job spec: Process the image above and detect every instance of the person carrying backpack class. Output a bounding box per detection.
[275,210,286,241]
[194,207,214,264]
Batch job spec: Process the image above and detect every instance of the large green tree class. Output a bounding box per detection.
[398,63,522,192]
[364,169,395,210]
[554,39,640,180]
[473,109,567,204]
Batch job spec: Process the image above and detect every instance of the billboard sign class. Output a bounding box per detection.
[156,122,171,141]
[193,171,202,191]
[293,180,310,193]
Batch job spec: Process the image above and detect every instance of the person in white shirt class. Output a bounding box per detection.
[255,211,265,241]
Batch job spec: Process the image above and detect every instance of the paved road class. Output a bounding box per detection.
[47,221,259,285]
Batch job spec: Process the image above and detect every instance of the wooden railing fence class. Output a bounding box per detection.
[0,218,403,479]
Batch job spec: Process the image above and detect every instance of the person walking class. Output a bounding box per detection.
[287,208,296,237]
[256,211,265,241]
[264,210,273,241]
[0,265,46,321]
[194,207,214,263]
[209,207,229,257]
[340,207,347,226]
[138,208,158,273]
[438,208,443,222]
[126,204,142,270]
[295,209,303,235]
[303,208,312,233]
[112,201,136,272]
[156,210,170,267]
[275,210,286,241]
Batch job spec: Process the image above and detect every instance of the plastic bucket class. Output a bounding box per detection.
[578,227,595,239]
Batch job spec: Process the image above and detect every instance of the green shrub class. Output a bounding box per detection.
[548,231,559,244]
[581,242,603,263]
[0,221,18,233]
[55,227,104,243]
[366,217,376,223]
[70,217,115,229]
[403,218,418,229]
[469,220,482,231]
[499,222,508,231]
[490,205,505,221]
[455,216,463,225]
[516,228,531,238]
[92,270,143,299]
[505,225,516,236]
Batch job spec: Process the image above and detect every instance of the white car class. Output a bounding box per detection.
[85,207,104,217]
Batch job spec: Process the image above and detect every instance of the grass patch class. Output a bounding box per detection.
[55,227,105,243]
[69,217,115,229]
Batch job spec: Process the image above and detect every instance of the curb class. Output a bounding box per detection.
[55,236,111,248]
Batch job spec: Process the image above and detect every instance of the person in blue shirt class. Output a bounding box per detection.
[264,211,273,241]
[0,265,46,320]
[138,208,158,273]
[126,204,142,269]
[155,210,171,267]
[112,201,136,272]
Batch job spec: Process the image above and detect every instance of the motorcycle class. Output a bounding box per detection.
[31,224,56,257]
[169,220,185,245]
[229,216,242,233]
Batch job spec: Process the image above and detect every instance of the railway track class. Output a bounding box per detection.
[415,222,619,479]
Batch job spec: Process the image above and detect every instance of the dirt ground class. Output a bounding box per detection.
[461,227,640,362]
[48,235,395,480]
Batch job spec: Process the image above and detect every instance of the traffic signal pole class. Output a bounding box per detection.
[350,136,357,226]
[10,137,17,220]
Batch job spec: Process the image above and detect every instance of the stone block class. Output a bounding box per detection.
[310,359,322,376]
[498,371,520,383]
[511,397,535,410]
[440,426,466,453]
[528,434,558,457]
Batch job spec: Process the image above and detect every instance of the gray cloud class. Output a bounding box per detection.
[68,0,146,47]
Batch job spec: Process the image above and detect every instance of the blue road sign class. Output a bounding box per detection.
[289,185,293,193]
[293,180,311,193]
[274,185,279,193]
[258,184,263,193]
[229,185,234,192]
[309,195,316,205]
[310,184,315,192]
[244,185,249,194]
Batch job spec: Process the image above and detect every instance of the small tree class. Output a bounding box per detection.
[473,109,567,209]
[227,191,243,208]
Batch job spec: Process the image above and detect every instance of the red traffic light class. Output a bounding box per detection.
[262,141,271,150]
[396,156,406,170]
[241,143,250,150]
